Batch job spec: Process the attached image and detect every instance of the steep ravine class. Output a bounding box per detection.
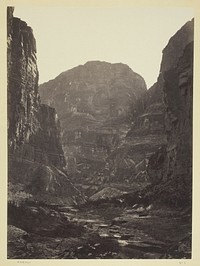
[7,7,193,259]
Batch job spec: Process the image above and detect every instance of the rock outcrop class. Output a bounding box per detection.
[7,7,84,205]
[37,12,193,207]
[7,8,40,150]
[89,187,126,202]
[111,74,166,184]
[39,61,147,191]
[117,19,193,198]
[145,19,194,206]
[39,61,146,118]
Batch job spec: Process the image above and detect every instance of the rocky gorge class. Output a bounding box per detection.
[7,7,193,259]
[7,7,84,207]
[39,61,148,195]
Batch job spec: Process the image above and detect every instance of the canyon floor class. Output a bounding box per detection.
[8,192,191,259]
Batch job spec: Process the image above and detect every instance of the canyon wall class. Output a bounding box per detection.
[7,7,83,205]
[145,19,194,206]
[39,61,147,193]
[38,15,193,205]
[7,7,40,150]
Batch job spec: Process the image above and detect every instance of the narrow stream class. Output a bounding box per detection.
[8,202,192,259]
[51,204,191,259]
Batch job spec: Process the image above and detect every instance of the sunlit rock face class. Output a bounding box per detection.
[39,61,146,119]
[39,61,147,191]
[7,7,84,205]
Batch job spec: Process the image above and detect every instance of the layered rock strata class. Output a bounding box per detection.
[146,19,194,206]
[147,42,193,206]
[119,19,194,190]
[39,61,147,190]
[7,7,83,205]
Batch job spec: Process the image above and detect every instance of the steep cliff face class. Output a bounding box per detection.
[160,20,194,73]
[7,8,83,205]
[114,77,166,183]
[121,19,194,192]
[8,10,40,150]
[40,61,146,119]
[39,61,147,191]
[113,71,166,185]
[133,18,194,120]
[146,20,193,206]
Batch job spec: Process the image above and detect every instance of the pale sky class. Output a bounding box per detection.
[14,7,194,88]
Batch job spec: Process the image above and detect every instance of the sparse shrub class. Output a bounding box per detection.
[8,182,32,207]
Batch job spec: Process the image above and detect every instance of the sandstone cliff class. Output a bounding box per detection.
[144,19,194,207]
[38,15,193,206]
[39,61,147,192]
[119,19,194,193]
[7,7,83,205]
[8,9,39,150]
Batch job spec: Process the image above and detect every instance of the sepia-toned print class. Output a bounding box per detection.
[7,6,193,259]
